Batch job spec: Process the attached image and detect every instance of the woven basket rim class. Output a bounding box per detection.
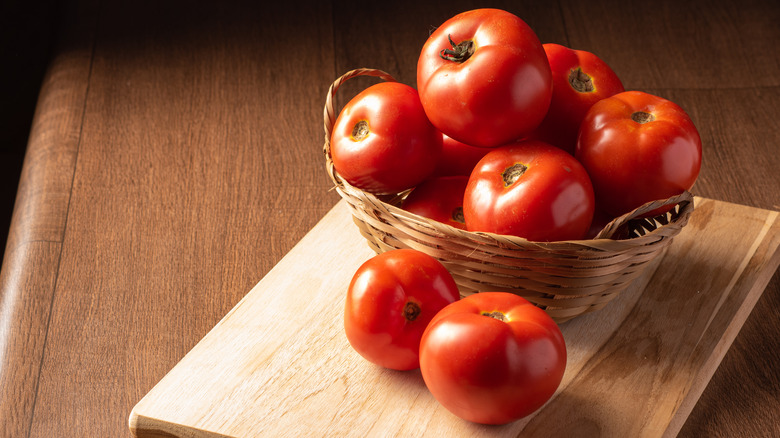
[323,67,694,250]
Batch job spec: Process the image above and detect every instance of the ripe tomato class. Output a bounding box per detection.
[330,81,442,194]
[401,176,469,230]
[344,249,460,371]
[419,292,567,425]
[575,90,702,217]
[527,43,624,155]
[431,134,492,178]
[417,8,552,148]
[463,140,595,241]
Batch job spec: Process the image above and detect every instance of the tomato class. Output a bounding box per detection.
[330,81,442,194]
[417,8,552,148]
[527,43,624,155]
[419,292,567,425]
[575,90,702,217]
[431,134,492,178]
[583,206,617,240]
[344,249,460,371]
[463,140,595,241]
[401,176,469,230]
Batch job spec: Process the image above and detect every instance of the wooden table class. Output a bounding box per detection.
[1,1,778,436]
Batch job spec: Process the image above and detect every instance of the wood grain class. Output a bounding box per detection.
[17,1,340,436]
[0,2,95,436]
[560,0,780,91]
[0,0,778,437]
[128,197,780,437]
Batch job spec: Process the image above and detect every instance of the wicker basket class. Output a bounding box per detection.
[323,68,694,323]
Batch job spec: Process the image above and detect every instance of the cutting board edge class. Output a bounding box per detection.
[664,208,780,437]
[129,410,235,438]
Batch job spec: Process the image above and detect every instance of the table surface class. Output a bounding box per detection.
[1,1,778,437]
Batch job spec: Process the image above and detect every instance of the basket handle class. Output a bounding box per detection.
[593,190,694,240]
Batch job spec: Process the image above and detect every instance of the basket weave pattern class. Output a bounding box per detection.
[323,68,694,322]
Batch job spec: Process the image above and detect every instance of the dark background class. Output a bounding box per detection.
[0,0,61,264]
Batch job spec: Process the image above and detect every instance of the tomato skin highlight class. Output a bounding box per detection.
[419,292,567,425]
[330,81,442,194]
[401,176,469,230]
[344,249,460,371]
[527,43,625,155]
[575,90,702,217]
[463,140,595,242]
[417,8,552,148]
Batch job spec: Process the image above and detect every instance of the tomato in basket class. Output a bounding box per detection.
[463,140,595,242]
[330,81,442,194]
[417,8,552,148]
[431,134,492,178]
[401,176,469,230]
[420,292,567,425]
[575,90,702,217]
[526,43,625,155]
[344,249,460,371]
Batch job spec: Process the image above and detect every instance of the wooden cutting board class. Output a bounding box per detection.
[129,197,780,438]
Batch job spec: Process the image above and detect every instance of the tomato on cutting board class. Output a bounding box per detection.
[420,292,567,425]
[344,249,460,371]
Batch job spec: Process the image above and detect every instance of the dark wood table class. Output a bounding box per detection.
[1,1,778,436]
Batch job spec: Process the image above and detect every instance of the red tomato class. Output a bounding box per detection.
[527,43,624,155]
[575,90,702,217]
[463,140,595,241]
[344,249,460,371]
[330,81,442,194]
[401,176,469,230]
[419,292,567,425]
[417,8,552,148]
[583,206,615,240]
[431,134,492,177]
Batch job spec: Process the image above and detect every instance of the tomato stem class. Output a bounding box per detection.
[568,68,594,93]
[502,163,528,187]
[439,35,474,63]
[631,111,656,124]
[452,207,465,224]
[482,311,506,322]
[404,302,422,322]
[351,120,369,141]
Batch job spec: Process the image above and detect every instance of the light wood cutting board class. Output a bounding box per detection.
[129,197,780,438]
